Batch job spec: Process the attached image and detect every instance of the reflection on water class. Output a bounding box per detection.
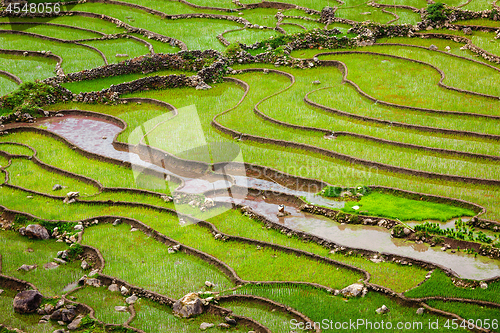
[37,115,500,280]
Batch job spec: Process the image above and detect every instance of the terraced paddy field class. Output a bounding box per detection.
[0,0,500,332]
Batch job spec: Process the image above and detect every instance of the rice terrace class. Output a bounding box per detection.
[1,0,500,331]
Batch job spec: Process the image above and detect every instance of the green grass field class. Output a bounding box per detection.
[1,0,500,331]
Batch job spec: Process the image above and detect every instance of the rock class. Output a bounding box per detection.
[85,278,101,287]
[340,283,365,297]
[200,322,214,330]
[416,307,425,315]
[225,317,237,325]
[17,264,37,272]
[126,295,138,304]
[196,82,212,90]
[130,228,138,232]
[52,184,63,191]
[115,306,128,312]
[218,323,231,329]
[112,219,122,226]
[13,290,43,314]
[55,299,65,309]
[61,308,76,322]
[44,303,55,314]
[74,224,84,231]
[214,233,223,240]
[445,46,451,51]
[120,286,129,295]
[205,281,215,288]
[116,54,129,57]
[21,224,50,240]
[54,258,67,265]
[108,284,119,292]
[173,292,204,318]
[376,305,390,314]
[81,260,90,270]
[429,44,438,51]
[67,314,84,330]
[41,314,51,321]
[480,281,488,289]
[463,27,472,35]
[312,80,321,85]
[44,262,59,270]
[403,227,411,236]
[50,308,64,321]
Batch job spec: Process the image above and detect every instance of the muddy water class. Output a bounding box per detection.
[38,115,500,280]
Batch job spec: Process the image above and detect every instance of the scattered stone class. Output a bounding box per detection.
[20,224,50,240]
[445,46,451,51]
[463,27,472,35]
[44,262,59,270]
[205,281,215,289]
[173,292,203,318]
[67,314,84,330]
[13,290,43,314]
[66,192,79,199]
[130,227,138,232]
[85,278,101,287]
[196,82,212,90]
[340,283,365,297]
[429,44,438,51]
[416,307,425,315]
[116,54,129,57]
[218,323,231,329]
[61,308,76,322]
[214,233,223,240]
[126,295,138,304]
[403,227,412,236]
[44,303,55,314]
[52,184,63,191]
[17,264,37,272]
[115,306,128,312]
[225,317,237,325]
[376,305,390,314]
[200,322,214,330]
[55,299,65,309]
[108,284,120,292]
[112,219,122,226]
[360,11,371,15]
[120,286,129,295]
[312,80,321,85]
[53,258,67,265]
[74,224,84,231]
[81,260,91,270]
[480,281,488,289]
